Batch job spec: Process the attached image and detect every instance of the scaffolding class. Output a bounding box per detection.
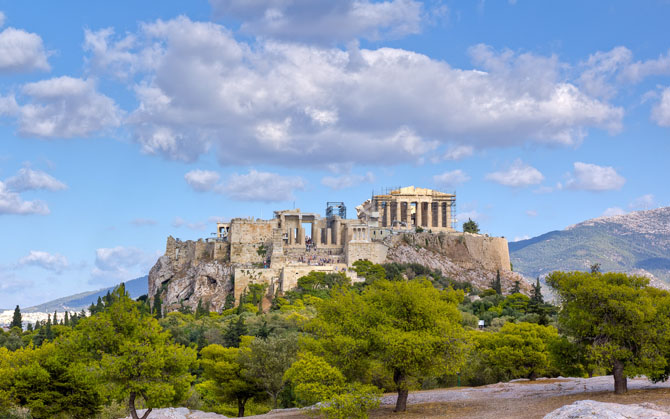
[326,202,347,219]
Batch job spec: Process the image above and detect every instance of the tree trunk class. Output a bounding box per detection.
[528,371,537,381]
[393,368,409,412]
[237,397,246,417]
[128,392,153,419]
[613,359,627,394]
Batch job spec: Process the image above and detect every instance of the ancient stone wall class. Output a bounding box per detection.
[233,267,281,303]
[229,219,275,264]
[346,241,388,265]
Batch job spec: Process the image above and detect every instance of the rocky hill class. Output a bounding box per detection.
[510,207,670,283]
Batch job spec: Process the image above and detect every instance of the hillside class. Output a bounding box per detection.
[510,207,670,282]
[23,276,148,313]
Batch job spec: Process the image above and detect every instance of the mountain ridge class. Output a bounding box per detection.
[510,207,670,282]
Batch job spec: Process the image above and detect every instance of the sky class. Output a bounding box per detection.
[1,0,669,308]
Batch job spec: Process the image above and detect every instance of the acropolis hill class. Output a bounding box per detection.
[148,186,529,312]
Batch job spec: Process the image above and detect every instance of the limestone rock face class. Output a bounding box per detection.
[148,254,234,313]
[543,400,670,418]
[125,407,228,418]
[385,232,532,293]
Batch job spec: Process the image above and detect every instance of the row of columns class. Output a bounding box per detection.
[379,200,451,228]
[352,226,370,241]
[286,222,343,246]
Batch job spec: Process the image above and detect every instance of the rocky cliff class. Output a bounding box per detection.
[384,232,532,293]
[149,230,529,313]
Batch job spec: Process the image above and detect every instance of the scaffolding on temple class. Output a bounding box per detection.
[326,202,347,219]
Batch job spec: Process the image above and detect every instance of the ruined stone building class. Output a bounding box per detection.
[149,186,518,311]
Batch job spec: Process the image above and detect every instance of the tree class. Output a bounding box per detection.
[243,335,298,408]
[309,278,468,412]
[548,271,670,394]
[462,218,479,234]
[195,299,208,319]
[73,288,197,419]
[10,306,22,329]
[491,270,502,295]
[153,291,163,319]
[223,316,248,348]
[284,352,345,406]
[511,281,521,294]
[64,311,70,327]
[590,263,601,274]
[199,339,264,417]
[473,322,558,381]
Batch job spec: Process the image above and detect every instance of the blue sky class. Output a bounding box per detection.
[1,0,669,308]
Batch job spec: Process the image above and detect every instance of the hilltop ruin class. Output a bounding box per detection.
[149,186,525,312]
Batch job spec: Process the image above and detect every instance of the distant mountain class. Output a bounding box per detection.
[510,207,670,284]
[24,276,148,313]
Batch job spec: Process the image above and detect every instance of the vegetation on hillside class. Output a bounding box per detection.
[2,263,670,417]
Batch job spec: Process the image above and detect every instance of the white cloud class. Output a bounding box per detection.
[652,87,670,127]
[18,250,68,273]
[512,235,530,242]
[485,159,544,187]
[0,181,49,215]
[0,26,49,73]
[321,171,375,190]
[131,218,157,226]
[433,169,470,188]
[0,12,5,27]
[209,0,424,43]
[220,169,305,201]
[4,168,66,192]
[602,207,626,217]
[91,246,158,284]
[172,216,207,231]
[442,145,474,161]
[83,17,622,166]
[456,210,480,224]
[629,194,656,211]
[0,76,122,138]
[525,210,537,217]
[184,169,221,192]
[565,162,625,191]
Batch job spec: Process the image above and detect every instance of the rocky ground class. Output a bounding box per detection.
[244,376,670,419]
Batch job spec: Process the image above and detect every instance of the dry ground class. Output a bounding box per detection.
[247,376,670,419]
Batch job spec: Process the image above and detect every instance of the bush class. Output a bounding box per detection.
[318,384,381,419]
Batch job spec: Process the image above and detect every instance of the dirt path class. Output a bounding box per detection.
[248,376,670,419]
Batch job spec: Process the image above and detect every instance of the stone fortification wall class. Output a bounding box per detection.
[165,236,229,268]
[385,232,530,293]
[229,219,275,264]
[346,241,388,265]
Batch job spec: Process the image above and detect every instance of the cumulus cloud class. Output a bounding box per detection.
[0,76,122,138]
[172,216,207,231]
[81,17,622,166]
[219,169,305,202]
[184,169,221,192]
[652,87,670,127]
[4,167,67,192]
[321,171,374,190]
[17,250,68,273]
[485,159,544,187]
[0,25,50,73]
[432,169,470,188]
[130,218,157,226]
[209,0,424,43]
[442,145,474,161]
[0,12,5,27]
[602,207,626,217]
[526,210,538,217]
[0,181,49,215]
[91,246,158,284]
[565,162,625,191]
[629,194,656,210]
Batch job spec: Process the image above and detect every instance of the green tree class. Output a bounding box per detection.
[63,311,70,327]
[153,291,163,319]
[473,322,558,381]
[309,278,468,412]
[283,352,345,406]
[199,339,264,417]
[462,218,479,234]
[352,260,386,283]
[548,271,670,394]
[511,281,521,294]
[492,270,502,295]
[590,263,601,274]
[73,288,197,419]
[243,334,298,408]
[195,299,208,319]
[10,306,21,330]
[223,316,248,348]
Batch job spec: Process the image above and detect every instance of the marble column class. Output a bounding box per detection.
[416,201,423,227]
[315,226,321,246]
[333,220,340,245]
[384,201,390,227]
[395,201,401,226]
[437,202,443,228]
[297,227,304,245]
[326,228,332,245]
[288,228,294,244]
[405,201,412,226]
[427,202,432,228]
